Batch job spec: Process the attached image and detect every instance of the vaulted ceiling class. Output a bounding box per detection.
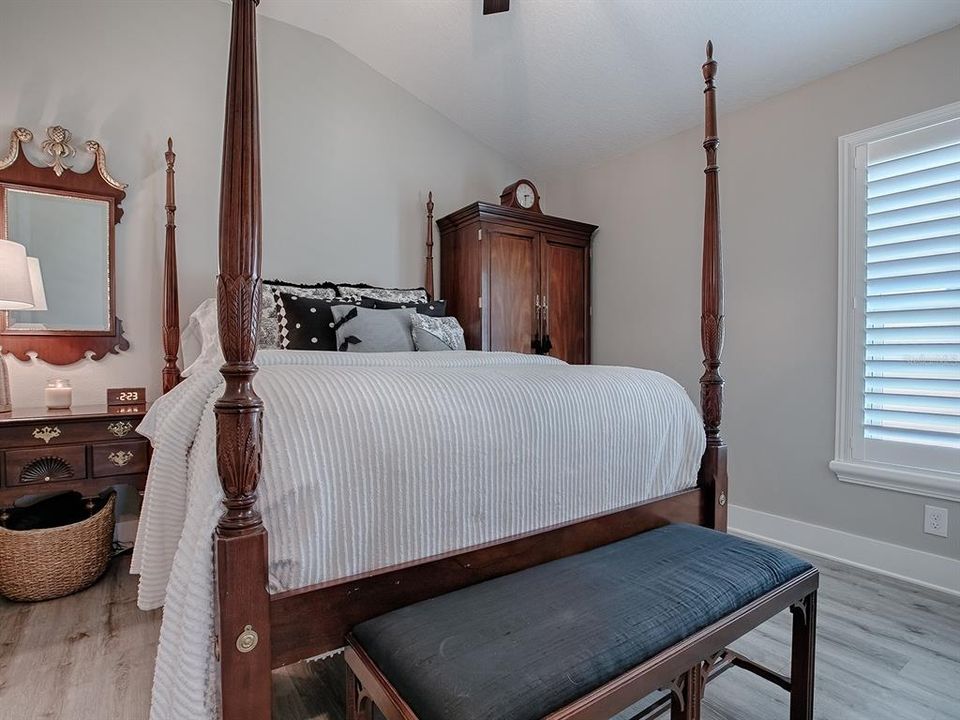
[257,0,960,171]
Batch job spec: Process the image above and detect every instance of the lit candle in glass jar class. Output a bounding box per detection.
[44,379,72,409]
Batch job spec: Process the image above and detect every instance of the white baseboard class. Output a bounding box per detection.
[728,504,960,598]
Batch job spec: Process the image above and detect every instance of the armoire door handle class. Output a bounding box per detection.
[532,294,541,352]
[539,297,551,354]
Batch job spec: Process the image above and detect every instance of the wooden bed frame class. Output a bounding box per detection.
[159,3,727,717]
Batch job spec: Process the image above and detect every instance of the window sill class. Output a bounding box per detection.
[830,459,960,502]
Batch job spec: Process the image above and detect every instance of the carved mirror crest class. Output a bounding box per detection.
[0,126,129,365]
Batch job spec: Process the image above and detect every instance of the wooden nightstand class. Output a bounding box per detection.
[0,404,150,509]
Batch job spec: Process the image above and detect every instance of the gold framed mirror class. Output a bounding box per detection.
[0,126,129,365]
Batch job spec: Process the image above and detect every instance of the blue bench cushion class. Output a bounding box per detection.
[352,523,813,720]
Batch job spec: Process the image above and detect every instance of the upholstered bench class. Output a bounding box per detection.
[345,524,819,720]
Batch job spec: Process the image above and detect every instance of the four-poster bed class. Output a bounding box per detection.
[152,1,727,717]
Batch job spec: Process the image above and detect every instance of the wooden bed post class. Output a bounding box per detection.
[214,1,272,718]
[698,41,728,532]
[161,138,181,395]
[425,191,435,299]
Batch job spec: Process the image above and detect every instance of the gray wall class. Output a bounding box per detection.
[541,26,960,559]
[0,0,526,405]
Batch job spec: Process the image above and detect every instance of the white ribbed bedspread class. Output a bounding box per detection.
[133,350,705,720]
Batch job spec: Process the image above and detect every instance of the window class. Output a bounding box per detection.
[832,103,960,502]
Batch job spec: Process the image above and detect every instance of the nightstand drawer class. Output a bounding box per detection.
[0,418,142,449]
[4,445,88,487]
[91,440,150,477]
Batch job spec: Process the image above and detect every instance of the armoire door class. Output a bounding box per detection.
[440,223,484,350]
[486,225,539,353]
[541,234,589,364]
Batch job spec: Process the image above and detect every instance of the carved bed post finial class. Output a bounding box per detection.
[214,1,272,716]
[162,138,182,394]
[425,191,435,299]
[698,41,728,531]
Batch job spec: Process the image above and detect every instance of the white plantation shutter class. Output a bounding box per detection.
[864,118,960,452]
[833,106,960,499]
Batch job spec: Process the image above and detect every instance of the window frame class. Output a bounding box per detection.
[832,101,960,503]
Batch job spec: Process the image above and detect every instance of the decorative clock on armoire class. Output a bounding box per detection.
[499,179,542,213]
[437,180,597,364]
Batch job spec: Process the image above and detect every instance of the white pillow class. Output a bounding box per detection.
[181,298,223,377]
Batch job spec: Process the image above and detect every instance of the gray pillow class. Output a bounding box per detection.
[410,314,465,351]
[330,306,416,352]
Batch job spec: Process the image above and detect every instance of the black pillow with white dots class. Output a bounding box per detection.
[276,292,376,350]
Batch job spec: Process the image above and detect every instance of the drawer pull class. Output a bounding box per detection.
[21,456,73,484]
[108,450,135,467]
[32,426,62,444]
[107,421,134,438]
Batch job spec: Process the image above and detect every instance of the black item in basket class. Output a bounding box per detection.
[5,491,109,531]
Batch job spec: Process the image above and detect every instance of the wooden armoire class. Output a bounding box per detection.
[437,192,597,364]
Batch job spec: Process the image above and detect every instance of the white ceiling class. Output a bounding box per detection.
[256,0,960,171]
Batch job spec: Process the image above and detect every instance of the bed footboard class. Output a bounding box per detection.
[269,489,707,666]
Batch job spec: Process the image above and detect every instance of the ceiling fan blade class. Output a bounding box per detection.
[483,0,510,15]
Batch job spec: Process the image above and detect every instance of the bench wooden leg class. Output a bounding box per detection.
[345,661,375,720]
[790,590,817,720]
[670,664,703,720]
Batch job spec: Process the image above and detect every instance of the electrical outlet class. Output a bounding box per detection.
[923,505,948,538]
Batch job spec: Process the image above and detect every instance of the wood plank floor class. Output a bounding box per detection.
[0,551,956,719]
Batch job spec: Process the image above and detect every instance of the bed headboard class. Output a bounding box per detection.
[159,179,439,394]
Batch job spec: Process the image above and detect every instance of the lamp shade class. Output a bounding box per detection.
[26,256,47,312]
[0,240,34,310]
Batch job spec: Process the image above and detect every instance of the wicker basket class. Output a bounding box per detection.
[0,493,116,602]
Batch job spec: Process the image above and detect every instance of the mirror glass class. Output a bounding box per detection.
[3,188,110,331]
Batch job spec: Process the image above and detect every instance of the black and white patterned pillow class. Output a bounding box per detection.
[335,283,428,305]
[372,298,446,316]
[330,306,417,353]
[410,314,465,351]
[260,280,338,348]
[276,292,375,350]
